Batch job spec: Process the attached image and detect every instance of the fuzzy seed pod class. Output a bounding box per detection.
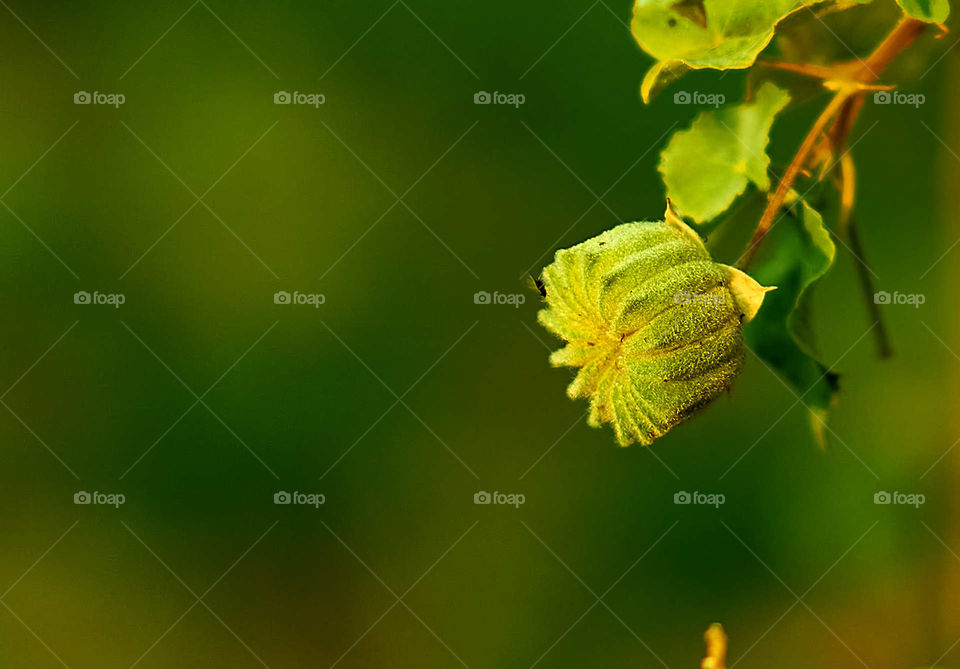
[538,203,773,447]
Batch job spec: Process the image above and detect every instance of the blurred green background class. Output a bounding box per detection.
[1,1,959,667]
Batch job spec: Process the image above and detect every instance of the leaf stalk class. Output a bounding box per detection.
[738,17,930,269]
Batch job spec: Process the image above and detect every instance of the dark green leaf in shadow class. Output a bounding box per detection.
[744,199,839,446]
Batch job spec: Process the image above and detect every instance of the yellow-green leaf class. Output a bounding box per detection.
[659,83,790,224]
[640,60,691,104]
[538,203,773,447]
[897,0,949,22]
[631,0,814,71]
[725,265,776,321]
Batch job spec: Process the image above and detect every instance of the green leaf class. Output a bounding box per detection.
[633,0,874,99]
[640,61,691,104]
[631,0,817,71]
[538,203,773,447]
[896,0,949,22]
[659,83,790,224]
[743,200,838,445]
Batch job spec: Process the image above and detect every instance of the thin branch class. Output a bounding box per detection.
[755,59,841,80]
[738,17,929,268]
[738,90,852,268]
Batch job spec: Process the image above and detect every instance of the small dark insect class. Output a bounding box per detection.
[528,275,548,298]
[534,276,547,298]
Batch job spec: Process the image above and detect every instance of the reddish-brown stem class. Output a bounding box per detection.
[859,17,929,81]
[738,91,852,268]
[738,17,929,269]
[755,59,840,80]
[827,93,865,156]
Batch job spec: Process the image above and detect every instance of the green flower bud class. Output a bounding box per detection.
[538,203,773,447]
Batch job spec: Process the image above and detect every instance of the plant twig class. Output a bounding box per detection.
[755,58,841,80]
[737,17,929,269]
[859,16,929,80]
[836,152,893,358]
[737,90,852,267]
[837,151,856,233]
[847,216,893,358]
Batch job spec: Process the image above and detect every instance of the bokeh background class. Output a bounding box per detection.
[1,1,958,667]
